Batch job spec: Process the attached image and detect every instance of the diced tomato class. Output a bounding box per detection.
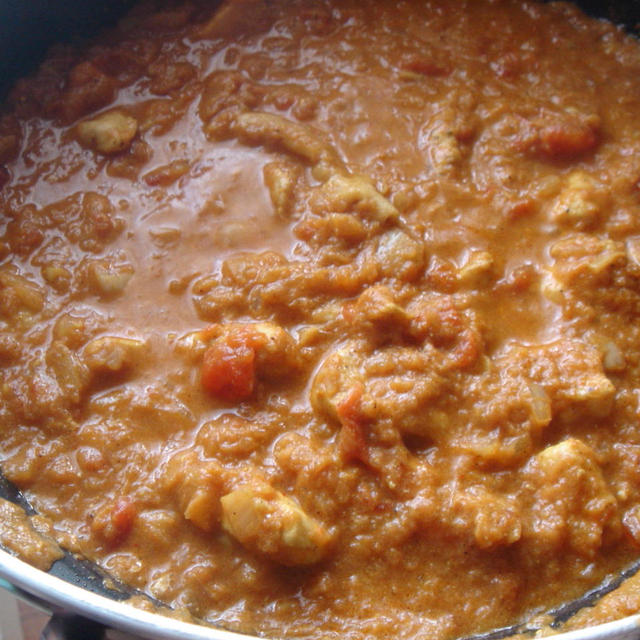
[111,497,137,538]
[201,335,257,402]
[410,297,481,369]
[449,328,481,370]
[401,54,449,77]
[411,297,462,346]
[517,111,599,161]
[336,383,369,464]
[506,199,535,220]
[537,121,598,160]
[92,496,137,547]
[425,257,458,293]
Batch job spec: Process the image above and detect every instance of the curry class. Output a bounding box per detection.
[1,1,640,638]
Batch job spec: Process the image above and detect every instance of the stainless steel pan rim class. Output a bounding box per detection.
[0,548,259,640]
[3,546,640,640]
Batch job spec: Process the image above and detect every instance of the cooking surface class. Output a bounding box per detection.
[2,1,640,639]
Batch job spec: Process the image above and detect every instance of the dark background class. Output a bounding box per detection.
[0,0,136,98]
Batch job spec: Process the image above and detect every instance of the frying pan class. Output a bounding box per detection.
[1,1,640,638]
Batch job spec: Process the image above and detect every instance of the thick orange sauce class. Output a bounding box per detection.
[2,1,640,638]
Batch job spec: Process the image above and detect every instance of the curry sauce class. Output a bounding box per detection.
[1,1,640,638]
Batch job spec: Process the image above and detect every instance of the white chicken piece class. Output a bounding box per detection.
[76,110,138,155]
[83,336,147,375]
[221,483,331,566]
[319,173,399,223]
[549,171,606,228]
[526,438,618,556]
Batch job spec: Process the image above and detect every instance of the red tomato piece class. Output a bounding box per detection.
[201,336,256,402]
[401,54,449,77]
[537,120,597,159]
[517,111,599,161]
[336,383,369,464]
[111,497,137,540]
[92,496,137,547]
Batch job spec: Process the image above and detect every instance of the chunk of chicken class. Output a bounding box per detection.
[46,340,90,404]
[233,112,342,179]
[450,488,522,550]
[347,285,409,335]
[428,127,463,174]
[311,340,447,441]
[499,340,615,422]
[248,322,302,378]
[310,344,363,423]
[52,312,101,350]
[163,452,227,533]
[536,438,589,472]
[561,371,616,419]
[228,111,399,222]
[539,269,565,305]
[317,174,398,223]
[591,335,626,373]
[41,264,72,293]
[83,336,147,375]
[294,212,367,247]
[375,229,425,281]
[0,269,45,316]
[549,171,606,228]
[76,110,138,155]
[87,261,134,297]
[458,251,495,287]
[525,439,619,556]
[221,483,331,566]
[263,161,300,219]
[549,234,625,286]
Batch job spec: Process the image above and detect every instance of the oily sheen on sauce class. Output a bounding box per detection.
[1,1,640,639]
